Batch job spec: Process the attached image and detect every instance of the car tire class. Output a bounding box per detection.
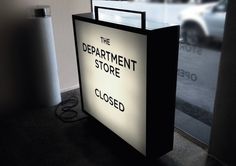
[182,23,206,46]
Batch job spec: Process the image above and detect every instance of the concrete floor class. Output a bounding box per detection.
[0,90,222,166]
[163,132,218,166]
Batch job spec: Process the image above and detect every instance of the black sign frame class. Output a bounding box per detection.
[72,11,179,159]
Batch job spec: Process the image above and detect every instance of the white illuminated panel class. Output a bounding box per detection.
[75,20,147,155]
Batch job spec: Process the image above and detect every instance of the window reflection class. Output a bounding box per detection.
[179,0,227,46]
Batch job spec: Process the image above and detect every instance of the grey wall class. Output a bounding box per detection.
[209,0,236,165]
[0,0,91,107]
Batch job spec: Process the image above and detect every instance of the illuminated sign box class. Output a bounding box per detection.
[73,7,179,159]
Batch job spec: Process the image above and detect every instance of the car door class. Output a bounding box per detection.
[203,1,227,41]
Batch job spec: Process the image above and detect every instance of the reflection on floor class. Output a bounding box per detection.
[0,89,222,166]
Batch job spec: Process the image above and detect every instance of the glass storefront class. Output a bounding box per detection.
[92,0,227,145]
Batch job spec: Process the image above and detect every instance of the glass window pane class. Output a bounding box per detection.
[92,0,227,145]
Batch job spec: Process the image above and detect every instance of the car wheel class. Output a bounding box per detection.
[182,23,206,46]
